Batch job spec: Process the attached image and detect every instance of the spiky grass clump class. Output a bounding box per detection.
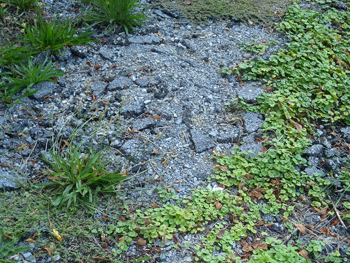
[20,16,95,52]
[82,0,148,34]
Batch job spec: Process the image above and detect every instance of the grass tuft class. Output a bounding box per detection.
[82,0,148,34]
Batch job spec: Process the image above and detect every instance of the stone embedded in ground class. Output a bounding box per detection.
[121,100,145,118]
[217,126,240,143]
[304,166,324,177]
[70,46,88,58]
[132,118,156,131]
[135,78,149,87]
[304,214,321,225]
[128,36,163,45]
[107,76,133,91]
[54,48,72,62]
[99,47,115,61]
[0,168,26,190]
[30,81,58,101]
[271,223,285,234]
[304,144,324,157]
[243,112,264,133]
[236,85,264,103]
[90,81,107,97]
[119,138,147,162]
[239,142,262,157]
[190,129,215,153]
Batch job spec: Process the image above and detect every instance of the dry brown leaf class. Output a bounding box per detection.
[153,115,162,120]
[248,20,254,26]
[242,245,254,252]
[213,148,218,156]
[43,244,55,258]
[94,64,101,70]
[255,219,265,226]
[118,215,125,222]
[173,235,179,244]
[299,249,308,259]
[294,223,307,235]
[331,220,339,226]
[257,243,268,250]
[250,190,263,199]
[26,238,36,243]
[305,224,314,229]
[216,228,227,239]
[337,57,342,66]
[213,166,228,172]
[144,220,152,226]
[152,149,159,153]
[118,236,125,243]
[265,223,275,228]
[137,238,147,246]
[270,29,274,34]
[102,216,110,221]
[128,127,140,133]
[151,200,159,208]
[86,61,93,67]
[291,120,303,131]
[183,1,191,5]
[251,239,260,249]
[239,81,244,87]
[157,33,163,37]
[3,234,11,240]
[261,146,268,153]
[3,218,11,223]
[243,174,254,180]
[214,199,223,210]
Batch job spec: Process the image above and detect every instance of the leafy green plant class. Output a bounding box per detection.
[20,16,95,52]
[82,0,148,34]
[248,244,307,263]
[0,229,32,263]
[306,240,325,258]
[0,57,64,106]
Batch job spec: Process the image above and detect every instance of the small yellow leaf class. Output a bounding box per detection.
[52,229,63,242]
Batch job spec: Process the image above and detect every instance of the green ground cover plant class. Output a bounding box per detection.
[6,0,38,11]
[81,0,148,34]
[156,0,291,24]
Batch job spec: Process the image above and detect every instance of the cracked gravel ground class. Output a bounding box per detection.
[1,0,350,262]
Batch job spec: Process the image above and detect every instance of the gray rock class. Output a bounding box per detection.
[52,255,61,261]
[240,142,262,157]
[153,85,169,99]
[119,139,147,162]
[304,144,324,157]
[30,81,57,101]
[107,77,133,91]
[22,252,34,260]
[99,47,115,61]
[128,36,163,45]
[30,127,52,140]
[304,214,321,225]
[304,166,324,177]
[190,129,215,153]
[242,133,256,143]
[321,244,335,256]
[308,157,320,167]
[90,81,107,97]
[340,245,349,258]
[262,213,274,223]
[217,126,240,143]
[135,78,149,87]
[54,48,72,62]
[182,106,192,127]
[0,169,26,190]
[34,50,52,66]
[243,112,264,133]
[121,100,145,118]
[334,1,347,10]
[70,46,88,58]
[132,118,156,131]
[324,158,342,171]
[237,85,264,103]
[271,223,284,234]
[324,148,347,158]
